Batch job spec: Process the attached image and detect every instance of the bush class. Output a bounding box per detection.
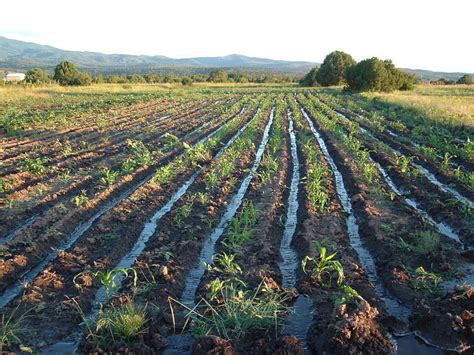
[25,68,51,84]
[314,51,355,86]
[457,74,473,85]
[345,57,416,92]
[53,61,91,86]
[208,69,228,83]
[181,77,193,86]
[299,67,319,87]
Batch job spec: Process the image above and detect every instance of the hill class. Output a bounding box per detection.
[0,36,316,74]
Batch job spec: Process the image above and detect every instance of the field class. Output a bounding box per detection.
[0,84,473,354]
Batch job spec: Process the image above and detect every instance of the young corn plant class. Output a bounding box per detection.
[409,266,442,296]
[174,198,195,227]
[74,267,138,302]
[71,191,90,207]
[100,167,119,186]
[21,156,48,176]
[302,244,344,287]
[208,253,242,275]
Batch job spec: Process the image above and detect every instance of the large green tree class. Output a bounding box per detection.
[315,51,355,86]
[53,61,91,86]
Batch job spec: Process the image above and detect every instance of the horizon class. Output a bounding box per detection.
[1,0,473,73]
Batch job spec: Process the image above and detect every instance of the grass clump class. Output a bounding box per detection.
[183,280,289,340]
[396,230,440,255]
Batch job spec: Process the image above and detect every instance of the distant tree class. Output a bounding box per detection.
[144,74,160,83]
[208,69,228,83]
[25,68,51,84]
[299,67,319,86]
[94,74,105,84]
[345,57,416,92]
[315,51,355,86]
[53,61,91,86]
[457,74,473,85]
[129,75,146,83]
[181,77,193,86]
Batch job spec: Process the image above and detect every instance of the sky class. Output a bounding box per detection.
[1,0,473,72]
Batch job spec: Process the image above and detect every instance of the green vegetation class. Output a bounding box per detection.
[302,243,344,286]
[53,61,92,86]
[313,50,355,87]
[345,58,417,92]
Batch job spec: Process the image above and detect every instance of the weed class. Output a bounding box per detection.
[409,266,442,296]
[0,305,32,353]
[335,285,363,307]
[396,230,440,255]
[0,178,12,194]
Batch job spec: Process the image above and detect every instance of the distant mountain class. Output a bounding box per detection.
[400,68,472,82]
[0,36,316,74]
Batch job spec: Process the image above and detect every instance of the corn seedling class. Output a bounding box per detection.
[302,244,344,286]
[74,267,138,302]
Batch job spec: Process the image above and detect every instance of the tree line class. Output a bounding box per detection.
[300,51,474,92]
[16,62,298,86]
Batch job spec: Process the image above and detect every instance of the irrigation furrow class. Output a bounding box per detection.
[279,110,312,352]
[0,107,249,309]
[164,107,275,354]
[42,106,258,354]
[0,106,233,245]
[181,108,274,307]
[315,97,469,244]
[300,105,411,323]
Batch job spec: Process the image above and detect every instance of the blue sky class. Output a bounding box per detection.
[1,0,473,72]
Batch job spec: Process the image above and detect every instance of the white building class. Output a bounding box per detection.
[4,73,26,82]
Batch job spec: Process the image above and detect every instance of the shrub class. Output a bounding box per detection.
[53,61,91,86]
[457,74,473,85]
[208,70,228,83]
[181,77,193,86]
[25,68,51,84]
[314,51,356,86]
[345,57,416,92]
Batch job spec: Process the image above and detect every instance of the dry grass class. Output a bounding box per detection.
[364,84,474,128]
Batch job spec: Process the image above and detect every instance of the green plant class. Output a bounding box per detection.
[71,191,90,207]
[0,305,32,353]
[82,300,148,347]
[174,198,195,227]
[223,201,258,251]
[409,266,442,296]
[74,267,138,302]
[335,285,363,307]
[0,178,12,194]
[21,157,48,176]
[302,244,344,286]
[209,253,242,275]
[176,280,290,340]
[100,167,119,186]
[396,230,440,255]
